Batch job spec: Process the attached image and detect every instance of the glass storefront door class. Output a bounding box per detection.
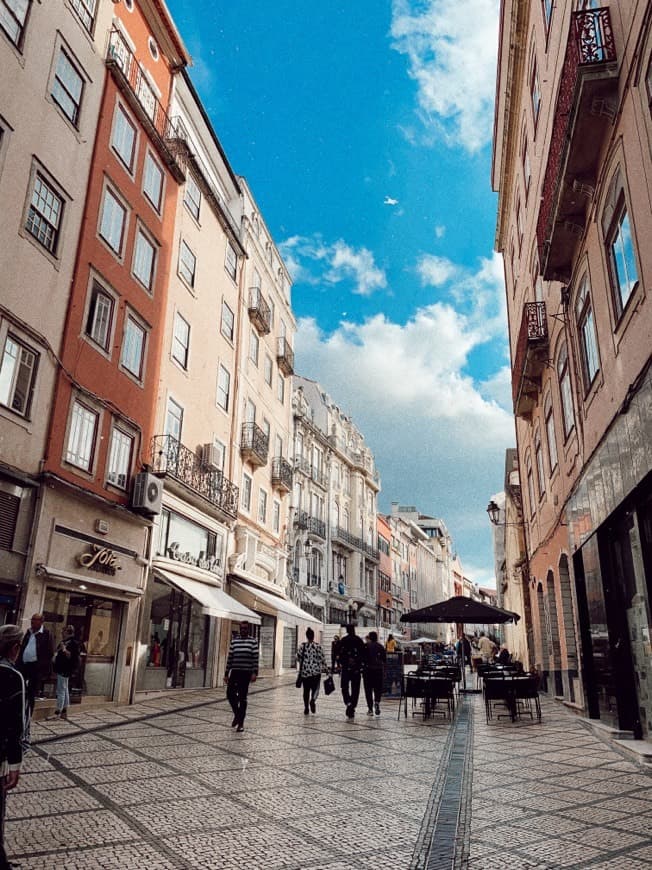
[43,588,122,698]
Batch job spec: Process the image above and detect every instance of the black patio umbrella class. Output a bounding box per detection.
[401,596,521,692]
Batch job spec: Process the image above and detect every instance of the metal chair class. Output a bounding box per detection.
[483,677,514,723]
[513,677,542,722]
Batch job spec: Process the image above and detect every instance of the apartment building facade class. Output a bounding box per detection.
[493,0,652,736]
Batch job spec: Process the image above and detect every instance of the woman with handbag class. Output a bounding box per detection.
[47,626,80,721]
[296,627,327,715]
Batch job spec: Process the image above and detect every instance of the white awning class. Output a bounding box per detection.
[231,580,321,625]
[154,569,261,624]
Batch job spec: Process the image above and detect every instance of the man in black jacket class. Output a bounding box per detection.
[224,621,259,733]
[0,624,28,870]
[363,631,386,716]
[338,624,365,719]
[18,613,54,715]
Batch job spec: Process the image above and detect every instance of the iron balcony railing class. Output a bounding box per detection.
[310,465,328,489]
[150,435,238,517]
[248,287,271,335]
[512,302,548,414]
[363,542,380,562]
[106,29,186,181]
[276,336,294,376]
[271,457,293,491]
[240,422,269,465]
[293,455,311,477]
[536,8,617,274]
[295,511,326,539]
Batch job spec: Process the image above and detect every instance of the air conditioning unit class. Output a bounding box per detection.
[131,472,163,516]
[202,443,222,471]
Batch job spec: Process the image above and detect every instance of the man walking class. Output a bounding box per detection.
[338,624,365,719]
[18,614,54,715]
[224,621,259,733]
[363,631,386,716]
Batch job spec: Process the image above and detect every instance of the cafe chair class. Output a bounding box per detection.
[483,677,514,723]
[513,677,542,722]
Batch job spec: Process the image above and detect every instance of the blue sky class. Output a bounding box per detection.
[167,0,514,587]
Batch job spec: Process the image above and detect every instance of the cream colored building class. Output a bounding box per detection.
[493,0,652,736]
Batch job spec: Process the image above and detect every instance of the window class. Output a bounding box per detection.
[178,240,196,288]
[111,104,136,171]
[172,313,190,369]
[120,314,146,379]
[535,433,545,498]
[143,152,163,212]
[99,187,126,255]
[542,0,553,31]
[211,437,226,470]
[25,173,63,254]
[273,500,280,534]
[216,364,230,411]
[70,0,96,32]
[264,354,273,386]
[522,136,531,196]
[274,434,283,458]
[245,399,256,424]
[544,395,558,474]
[85,280,114,351]
[133,228,156,290]
[107,427,133,489]
[607,201,638,317]
[221,302,234,341]
[225,242,237,280]
[51,49,83,126]
[258,488,267,524]
[557,344,575,439]
[515,198,524,249]
[526,460,535,516]
[66,401,98,470]
[184,174,201,220]
[575,275,600,390]
[277,373,285,403]
[165,397,183,440]
[262,418,270,441]
[249,329,259,365]
[1,0,30,46]
[0,334,37,417]
[530,60,541,125]
[241,473,252,511]
[268,296,275,330]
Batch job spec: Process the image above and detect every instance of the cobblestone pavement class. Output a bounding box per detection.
[5,677,652,869]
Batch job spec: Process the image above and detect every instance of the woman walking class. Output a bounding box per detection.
[48,626,80,721]
[0,624,28,870]
[296,627,327,715]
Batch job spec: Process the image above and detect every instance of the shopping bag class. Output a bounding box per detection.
[323,674,335,695]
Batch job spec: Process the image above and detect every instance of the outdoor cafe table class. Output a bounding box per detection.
[402,673,455,720]
[483,675,537,722]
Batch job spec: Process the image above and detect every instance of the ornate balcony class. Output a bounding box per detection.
[150,435,238,518]
[512,302,549,419]
[363,543,380,563]
[537,8,618,281]
[276,337,294,376]
[240,422,269,467]
[106,29,187,183]
[271,457,293,492]
[248,287,271,335]
[295,511,326,539]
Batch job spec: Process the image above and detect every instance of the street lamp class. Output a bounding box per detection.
[486,500,523,527]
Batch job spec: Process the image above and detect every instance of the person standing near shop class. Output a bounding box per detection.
[0,624,28,870]
[224,621,259,733]
[339,624,365,720]
[363,631,386,716]
[296,627,328,715]
[47,626,80,721]
[18,614,54,715]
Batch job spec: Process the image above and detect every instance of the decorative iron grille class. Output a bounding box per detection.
[240,422,269,462]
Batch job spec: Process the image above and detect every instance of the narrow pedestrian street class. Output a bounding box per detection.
[6,678,652,870]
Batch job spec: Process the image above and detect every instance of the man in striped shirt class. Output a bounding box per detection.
[224,621,259,732]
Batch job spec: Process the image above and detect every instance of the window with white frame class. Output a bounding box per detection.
[274,434,283,458]
[51,49,84,126]
[0,333,38,417]
[258,488,267,524]
[184,173,201,220]
[133,228,156,289]
[241,473,252,511]
[111,104,136,171]
[535,432,545,498]
[245,399,256,424]
[216,364,230,411]
[178,239,196,288]
[120,314,146,379]
[85,280,114,351]
[106,426,133,489]
[25,172,64,255]
[172,312,189,369]
[277,373,285,403]
[1,0,31,46]
[165,397,183,440]
[264,354,273,386]
[542,0,553,31]
[212,437,226,470]
[526,459,535,516]
[273,500,280,534]
[544,394,558,473]
[557,344,575,439]
[70,0,96,33]
[262,418,270,442]
[606,198,638,318]
[221,301,234,341]
[143,152,163,212]
[575,274,600,390]
[249,328,259,365]
[66,400,98,470]
[225,242,237,280]
[99,187,126,255]
[530,59,541,125]
[268,295,275,329]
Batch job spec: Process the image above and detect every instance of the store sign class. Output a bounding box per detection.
[77,545,122,575]
[167,542,221,575]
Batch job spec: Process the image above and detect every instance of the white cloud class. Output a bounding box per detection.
[384,196,399,206]
[435,225,446,238]
[279,235,386,296]
[417,253,457,286]
[391,0,500,152]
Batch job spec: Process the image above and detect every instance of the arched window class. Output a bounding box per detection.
[526,455,536,517]
[557,343,575,438]
[575,273,600,390]
[544,393,558,473]
[601,167,639,318]
[534,430,545,498]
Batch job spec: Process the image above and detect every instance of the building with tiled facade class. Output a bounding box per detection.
[493,0,652,737]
